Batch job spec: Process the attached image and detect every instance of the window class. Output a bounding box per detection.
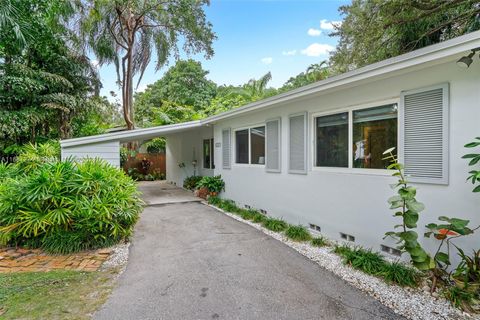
[353,104,397,169]
[235,129,249,164]
[316,112,348,167]
[203,139,214,169]
[235,126,266,165]
[314,103,398,170]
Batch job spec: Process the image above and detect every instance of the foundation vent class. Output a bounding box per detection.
[381,245,402,257]
[309,223,321,233]
[244,205,251,209]
[259,209,267,215]
[340,232,355,242]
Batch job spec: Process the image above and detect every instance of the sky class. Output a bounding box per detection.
[97,0,350,101]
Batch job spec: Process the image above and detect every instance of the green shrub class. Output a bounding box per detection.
[252,211,267,223]
[444,286,476,312]
[262,218,288,232]
[15,141,60,174]
[144,138,165,154]
[217,199,239,213]
[380,261,419,287]
[183,175,203,190]
[335,246,385,275]
[311,236,328,247]
[239,209,255,220]
[207,196,222,206]
[196,175,225,194]
[0,158,143,254]
[285,225,312,242]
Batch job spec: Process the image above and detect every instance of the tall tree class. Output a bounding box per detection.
[80,0,216,130]
[233,72,277,101]
[331,0,480,73]
[280,61,330,92]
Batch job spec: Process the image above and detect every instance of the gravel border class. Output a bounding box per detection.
[100,242,130,271]
[205,202,478,320]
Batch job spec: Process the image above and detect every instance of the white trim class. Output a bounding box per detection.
[232,123,266,167]
[288,112,308,174]
[310,99,400,174]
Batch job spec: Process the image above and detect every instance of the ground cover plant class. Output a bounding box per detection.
[262,218,288,232]
[285,225,312,242]
[0,144,143,254]
[183,175,203,190]
[311,236,328,247]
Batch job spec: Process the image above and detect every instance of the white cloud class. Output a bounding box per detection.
[307,28,321,36]
[320,19,342,30]
[282,50,297,56]
[261,57,273,64]
[301,43,334,57]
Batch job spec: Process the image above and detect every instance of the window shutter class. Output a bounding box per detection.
[400,84,449,184]
[266,118,281,172]
[289,112,307,174]
[222,128,231,169]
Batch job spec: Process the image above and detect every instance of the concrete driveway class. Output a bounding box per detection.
[94,182,403,320]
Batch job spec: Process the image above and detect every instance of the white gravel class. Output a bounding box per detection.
[100,242,130,271]
[206,203,479,320]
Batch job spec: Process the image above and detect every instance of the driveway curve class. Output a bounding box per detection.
[95,185,403,320]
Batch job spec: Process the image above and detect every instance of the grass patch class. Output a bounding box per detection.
[0,269,118,319]
[380,261,419,287]
[239,209,255,220]
[217,199,240,213]
[285,225,312,242]
[251,211,267,223]
[311,236,328,247]
[333,245,418,287]
[262,218,288,232]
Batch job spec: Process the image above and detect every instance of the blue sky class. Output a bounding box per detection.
[98,0,349,100]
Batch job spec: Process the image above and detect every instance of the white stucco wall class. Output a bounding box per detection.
[165,126,215,187]
[61,140,120,167]
[213,60,480,261]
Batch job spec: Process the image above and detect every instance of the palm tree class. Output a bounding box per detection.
[79,0,215,130]
[305,61,330,83]
[233,72,274,102]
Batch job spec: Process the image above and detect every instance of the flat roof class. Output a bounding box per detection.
[61,30,480,148]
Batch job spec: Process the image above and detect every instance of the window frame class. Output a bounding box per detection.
[233,123,266,167]
[310,98,400,176]
[203,138,214,169]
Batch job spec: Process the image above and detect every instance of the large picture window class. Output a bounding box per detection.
[235,126,266,165]
[353,104,397,169]
[316,112,348,167]
[314,103,397,170]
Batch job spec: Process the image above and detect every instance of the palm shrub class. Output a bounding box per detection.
[285,225,312,242]
[15,141,60,174]
[196,175,225,194]
[0,158,143,254]
[262,218,288,232]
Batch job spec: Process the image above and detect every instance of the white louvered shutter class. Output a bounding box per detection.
[400,84,449,184]
[222,128,231,169]
[289,112,307,174]
[266,118,281,172]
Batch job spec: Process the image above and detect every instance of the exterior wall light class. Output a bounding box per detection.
[457,49,479,68]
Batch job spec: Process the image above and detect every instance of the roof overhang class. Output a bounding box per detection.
[61,30,480,149]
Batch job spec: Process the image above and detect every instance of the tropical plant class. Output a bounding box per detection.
[285,225,312,242]
[311,236,328,247]
[453,248,480,291]
[383,147,434,271]
[80,0,216,130]
[0,158,143,253]
[331,0,480,73]
[251,211,267,223]
[183,175,203,190]
[462,137,480,192]
[280,61,330,92]
[196,175,225,194]
[144,138,165,154]
[15,141,60,174]
[380,261,419,287]
[262,218,288,232]
[239,209,255,221]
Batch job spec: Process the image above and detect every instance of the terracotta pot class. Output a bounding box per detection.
[210,191,218,197]
[197,187,209,200]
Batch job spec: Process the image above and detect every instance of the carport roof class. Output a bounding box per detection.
[61,30,480,148]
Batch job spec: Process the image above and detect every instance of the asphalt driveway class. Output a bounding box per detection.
[94,184,403,320]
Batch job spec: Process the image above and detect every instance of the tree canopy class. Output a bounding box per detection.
[330,0,480,73]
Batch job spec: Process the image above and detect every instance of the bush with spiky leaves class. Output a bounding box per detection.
[0,158,143,254]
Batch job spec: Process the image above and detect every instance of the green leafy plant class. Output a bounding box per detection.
[463,137,480,192]
[144,138,165,154]
[183,175,203,190]
[285,225,312,242]
[383,147,434,271]
[207,196,222,206]
[262,218,288,232]
[15,141,60,174]
[452,248,480,292]
[196,175,225,194]
[239,209,255,220]
[0,158,143,254]
[311,236,328,247]
[216,199,241,214]
[340,247,385,275]
[444,286,478,313]
[380,261,419,287]
[252,211,267,223]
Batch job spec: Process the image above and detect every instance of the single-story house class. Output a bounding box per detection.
[61,31,480,259]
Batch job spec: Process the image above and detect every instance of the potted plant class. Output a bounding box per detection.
[452,248,480,293]
[196,175,225,198]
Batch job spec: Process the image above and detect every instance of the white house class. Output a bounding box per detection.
[61,31,480,258]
